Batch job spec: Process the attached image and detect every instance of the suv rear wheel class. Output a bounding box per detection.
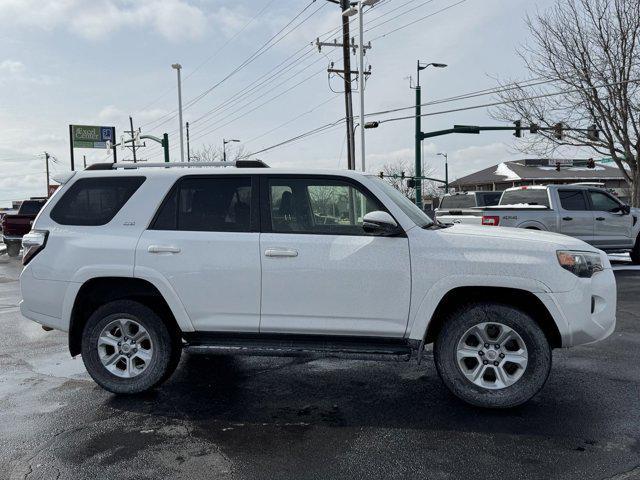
[434,302,551,408]
[81,300,181,394]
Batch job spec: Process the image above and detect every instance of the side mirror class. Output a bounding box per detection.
[612,204,631,215]
[363,211,399,235]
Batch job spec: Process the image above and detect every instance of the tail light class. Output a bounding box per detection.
[22,230,48,265]
[481,215,500,226]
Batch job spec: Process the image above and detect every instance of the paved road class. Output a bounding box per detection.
[1,254,639,480]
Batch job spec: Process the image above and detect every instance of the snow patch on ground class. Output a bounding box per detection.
[494,162,520,181]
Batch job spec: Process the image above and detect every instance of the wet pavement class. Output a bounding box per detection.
[1,253,639,480]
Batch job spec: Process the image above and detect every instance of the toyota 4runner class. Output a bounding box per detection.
[19,161,617,408]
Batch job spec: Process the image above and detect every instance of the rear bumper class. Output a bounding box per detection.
[536,268,617,347]
[19,266,70,331]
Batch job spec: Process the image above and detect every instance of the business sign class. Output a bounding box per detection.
[547,159,574,167]
[71,125,114,149]
[47,184,59,197]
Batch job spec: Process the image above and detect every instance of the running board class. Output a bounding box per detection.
[183,333,412,362]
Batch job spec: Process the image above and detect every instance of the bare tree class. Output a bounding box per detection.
[492,0,640,205]
[190,144,247,163]
[381,158,440,200]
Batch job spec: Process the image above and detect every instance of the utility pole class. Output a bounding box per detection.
[172,63,185,162]
[44,152,50,197]
[186,121,191,162]
[414,61,447,209]
[129,116,137,163]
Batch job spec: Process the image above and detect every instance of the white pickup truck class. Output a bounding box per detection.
[20,163,616,408]
[436,185,640,264]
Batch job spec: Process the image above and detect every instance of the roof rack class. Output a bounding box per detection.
[111,160,269,169]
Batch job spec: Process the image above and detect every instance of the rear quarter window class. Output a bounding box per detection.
[50,177,145,226]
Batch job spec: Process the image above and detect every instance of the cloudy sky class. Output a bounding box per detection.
[0,0,572,207]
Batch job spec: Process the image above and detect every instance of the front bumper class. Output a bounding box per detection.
[536,268,617,347]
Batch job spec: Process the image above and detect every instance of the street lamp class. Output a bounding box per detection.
[223,138,240,162]
[437,152,449,193]
[414,60,447,209]
[342,0,381,173]
[171,63,185,162]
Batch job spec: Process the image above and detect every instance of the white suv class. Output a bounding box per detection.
[19,161,617,408]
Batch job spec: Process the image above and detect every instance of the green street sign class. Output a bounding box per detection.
[71,125,114,149]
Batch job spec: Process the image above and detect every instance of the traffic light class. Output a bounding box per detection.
[379,171,384,179]
[587,124,599,141]
[406,179,416,188]
[529,123,540,134]
[401,171,406,179]
[587,158,596,169]
[553,123,564,140]
[513,120,522,138]
[555,161,561,172]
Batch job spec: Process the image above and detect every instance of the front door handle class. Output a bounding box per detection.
[265,248,298,258]
[148,245,181,254]
[596,217,605,221]
[562,217,573,221]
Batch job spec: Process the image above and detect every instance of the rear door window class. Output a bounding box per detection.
[559,190,588,211]
[151,176,252,232]
[50,177,145,226]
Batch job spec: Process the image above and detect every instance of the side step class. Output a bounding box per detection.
[183,333,413,362]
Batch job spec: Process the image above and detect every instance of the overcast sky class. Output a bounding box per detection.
[0,0,575,207]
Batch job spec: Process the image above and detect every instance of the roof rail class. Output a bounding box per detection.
[112,160,269,169]
[85,162,116,170]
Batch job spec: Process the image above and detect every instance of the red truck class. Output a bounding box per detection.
[1,199,46,257]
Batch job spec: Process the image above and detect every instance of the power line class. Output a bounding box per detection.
[371,0,467,40]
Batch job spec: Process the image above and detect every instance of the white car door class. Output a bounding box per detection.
[557,189,595,244]
[259,176,411,337]
[136,175,261,332]
[588,189,634,249]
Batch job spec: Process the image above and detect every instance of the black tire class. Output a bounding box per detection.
[81,300,181,394]
[6,242,20,257]
[434,302,552,409]
[631,235,640,265]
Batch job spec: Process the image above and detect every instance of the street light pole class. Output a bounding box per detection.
[223,138,241,162]
[357,1,366,172]
[171,63,185,162]
[414,61,447,209]
[437,152,449,193]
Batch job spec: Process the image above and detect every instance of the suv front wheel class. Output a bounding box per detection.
[434,302,552,408]
[81,300,181,394]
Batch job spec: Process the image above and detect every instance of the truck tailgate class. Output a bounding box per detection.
[1,215,33,237]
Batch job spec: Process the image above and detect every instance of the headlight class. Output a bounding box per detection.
[557,250,603,278]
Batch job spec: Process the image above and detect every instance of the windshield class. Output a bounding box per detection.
[369,177,433,228]
[440,195,475,209]
[499,189,550,207]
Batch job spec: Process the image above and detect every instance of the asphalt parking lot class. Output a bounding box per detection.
[1,253,639,480]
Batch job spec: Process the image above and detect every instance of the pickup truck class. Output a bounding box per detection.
[435,191,502,225]
[436,185,640,263]
[20,163,617,408]
[1,199,46,257]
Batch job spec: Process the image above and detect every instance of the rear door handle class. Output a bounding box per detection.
[562,217,573,221]
[148,245,181,254]
[265,248,298,258]
[596,217,605,221]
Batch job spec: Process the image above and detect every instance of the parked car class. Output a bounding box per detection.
[1,199,46,257]
[435,191,503,225]
[436,185,640,264]
[20,162,616,408]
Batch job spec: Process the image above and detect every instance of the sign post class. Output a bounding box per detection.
[69,125,117,170]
